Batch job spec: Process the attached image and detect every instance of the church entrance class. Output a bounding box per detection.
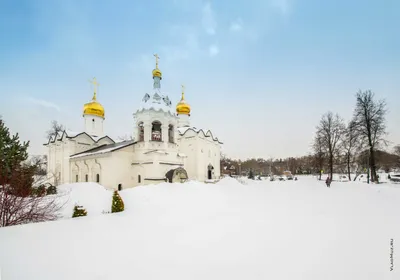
[165,168,188,183]
[207,164,214,180]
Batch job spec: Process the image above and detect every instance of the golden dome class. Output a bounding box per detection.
[152,54,162,79]
[176,85,191,115]
[152,68,162,79]
[83,93,105,118]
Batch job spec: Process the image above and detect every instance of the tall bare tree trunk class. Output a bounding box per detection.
[370,147,378,182]
[347,153,351,181]
[353,90,387,184]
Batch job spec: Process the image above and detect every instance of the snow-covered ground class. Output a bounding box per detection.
[0,177,399,279]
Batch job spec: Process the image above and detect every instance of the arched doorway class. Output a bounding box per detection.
[165,168,188,183]
[207,164,214,180]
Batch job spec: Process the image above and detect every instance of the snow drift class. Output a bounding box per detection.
[0,177,399,280]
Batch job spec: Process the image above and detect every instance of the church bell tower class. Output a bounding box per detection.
[83,77,105,137]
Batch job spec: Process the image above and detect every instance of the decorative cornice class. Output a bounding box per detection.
[179,128,223,144]
[43,130,115,146]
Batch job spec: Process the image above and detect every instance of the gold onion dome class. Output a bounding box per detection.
[152,68,162,79]
[152,53,162,79]
[83,78,105,118]
[83,98,105,118]
[176,85,191,115]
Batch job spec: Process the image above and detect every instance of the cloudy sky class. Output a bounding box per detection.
[0,0,399,159]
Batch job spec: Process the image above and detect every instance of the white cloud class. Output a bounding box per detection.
[26,97,61,112]
[230,18,243,32]
[209,44,219,56]
[202,2,216,35]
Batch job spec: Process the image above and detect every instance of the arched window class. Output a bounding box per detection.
[151,121,162,141]
[168,124,174,143]
[76,175,78,182]
[138,122,144,141]
[85,174,88,182]
[96,174,100,183]
[138,174,141,183]
[92,119,95,130]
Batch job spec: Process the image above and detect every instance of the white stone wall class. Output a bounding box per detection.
[177,129,221,182]
[46,133,114,186]
[84,114,104,137]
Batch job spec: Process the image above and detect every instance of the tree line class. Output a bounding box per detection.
[221,90,399,179]
[313,90,391,182]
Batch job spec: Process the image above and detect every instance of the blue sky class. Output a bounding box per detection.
[0,0,399,159]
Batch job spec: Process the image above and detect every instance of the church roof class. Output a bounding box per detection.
[137,88,174,115]
[70,140,135,159]
[43,130,115,145]
[178,126,223,144]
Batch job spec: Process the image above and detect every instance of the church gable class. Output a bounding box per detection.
[178,127,223,144]
[72,133,96,145]
[96,136,115,146]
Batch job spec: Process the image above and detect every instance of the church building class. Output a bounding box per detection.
[44,55,222,190]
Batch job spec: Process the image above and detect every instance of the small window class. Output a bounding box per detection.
[138,174,141,183]
[76,175,78,182]
[85,174,88,182]
[96,174,100,183]
[92,119,95,129]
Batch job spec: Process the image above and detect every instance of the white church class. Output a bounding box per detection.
[44,55,222,190]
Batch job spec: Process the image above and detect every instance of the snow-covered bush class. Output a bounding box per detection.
[46,185,57,195]
[72,205,87,218]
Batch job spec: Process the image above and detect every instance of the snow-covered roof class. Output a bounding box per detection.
[137,88,174,115]
[178,126,223,144]
[70,140,135,159]
[44,130,115,146]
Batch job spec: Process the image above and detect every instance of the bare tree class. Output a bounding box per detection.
[315,112,346,180]
[312,134,325,180]
[0,160,65,227]
[392,145,400,168]
[28,155,47,176]
[394,145,400,157]
[342,121,360,180]
[46,120,65,139]
[352,90,387,183]
[1,119,64,227]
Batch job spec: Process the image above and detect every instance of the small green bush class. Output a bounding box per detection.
[111,190,124,213]
[72,205,87,218]
[46,184,57,195]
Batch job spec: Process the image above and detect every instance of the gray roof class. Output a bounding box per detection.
[70,140,136,159]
